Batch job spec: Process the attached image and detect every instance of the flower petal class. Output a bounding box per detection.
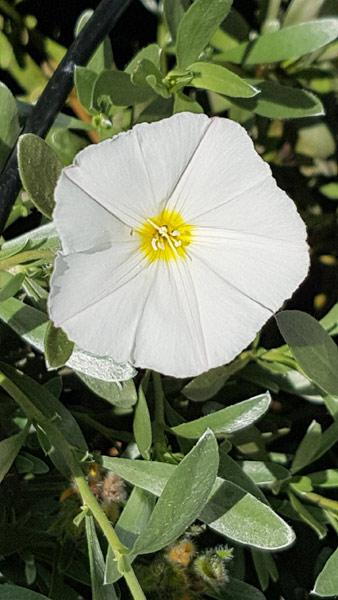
[166,117,271,220]
[63,112,210,227]
[190,236,309,315]
[193,177,307,242]
[132,260,211,377]
[54,173,131,254]
[48,244,152,362]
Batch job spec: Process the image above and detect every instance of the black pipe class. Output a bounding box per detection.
[0,0,132,233]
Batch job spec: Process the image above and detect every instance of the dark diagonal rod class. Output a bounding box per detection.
[0,0,131,233]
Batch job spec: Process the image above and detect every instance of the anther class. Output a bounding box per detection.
[158,226,168,236]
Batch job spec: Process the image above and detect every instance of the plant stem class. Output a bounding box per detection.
[262,0,282,32]
[152,371,168,460]
[74,469,147,600]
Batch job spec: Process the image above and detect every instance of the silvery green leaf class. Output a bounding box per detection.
[132,430,219,554]
[312,547,338,596]
[0,297,136,382]
[1,222,60,254]
[102,456,295,550]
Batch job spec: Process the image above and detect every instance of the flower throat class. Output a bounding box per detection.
[137,209,194,262]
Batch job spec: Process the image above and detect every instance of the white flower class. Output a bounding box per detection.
[48,112,309,378]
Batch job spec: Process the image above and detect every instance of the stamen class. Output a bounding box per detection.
[158,225,168,236]
[147,218,161,231]
[139,209,193,262]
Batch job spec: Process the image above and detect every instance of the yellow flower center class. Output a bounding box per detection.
[137,209,194,262]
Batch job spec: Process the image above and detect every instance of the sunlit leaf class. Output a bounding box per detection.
[171,392,271,438]
[132,430,219,554]
[312,547,338,596]
[188,62,259,98]
[219,19,338,64]
[176,0,233,68]
[103,455,295,550]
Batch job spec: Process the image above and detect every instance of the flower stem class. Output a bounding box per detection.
[152,371,168,460]
[74,469,147,600]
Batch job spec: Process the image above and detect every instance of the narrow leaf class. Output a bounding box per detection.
[189,61,259,97]
[276,310,338,396]
[133,381,152,459]
[103,456,295,550]
[320,303,338,336]
[105,487,156,584]
[85,516,118,600]
[219,19,338,65]
[231,81,324,118]
[164,0,185,41]
[0,361,87,475]
[0,426,28,483]
[0,272,25,303]
[132,430,219,554]
[312,547,338,596]
[171,392,271,438]
[176,0,233,68]
[288,492,327,539]
[240,460,290,487]
[291,420,322,473]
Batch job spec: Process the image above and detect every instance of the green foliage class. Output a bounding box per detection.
[133,377,152,459]
[0,82,20,173]
[188,62,259,97]
[176,0,233,68]
[18,134,62,218]
[0,1,338,598]
[312,547,338,597]
[171,392,271,438]
[0,425,28,483]
[85,515,118,600]
[276,310,338,396]
[219,19,338,64]
[44,321,74,368]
